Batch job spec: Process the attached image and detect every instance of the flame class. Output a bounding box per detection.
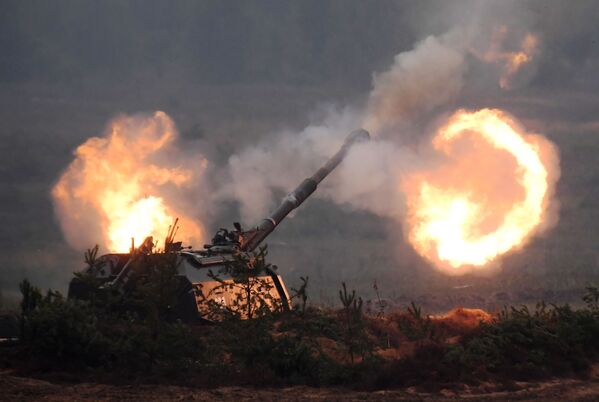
[404,109,558,270]
[104,196,171,251]
[479,26,539,89]
[52,111,205,252]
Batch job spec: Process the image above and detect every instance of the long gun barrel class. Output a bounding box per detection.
[240,129,370,252]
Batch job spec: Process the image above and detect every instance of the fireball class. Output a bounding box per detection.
[52,111,205,252]
[404,109,557,269]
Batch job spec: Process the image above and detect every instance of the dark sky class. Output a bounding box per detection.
[1,0,598,307]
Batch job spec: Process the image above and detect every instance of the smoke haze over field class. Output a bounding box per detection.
[1,0,599,307]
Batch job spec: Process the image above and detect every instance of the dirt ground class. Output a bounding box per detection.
[1,367,599,402]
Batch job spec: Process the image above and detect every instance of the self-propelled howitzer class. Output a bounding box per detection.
[68,129,370,321]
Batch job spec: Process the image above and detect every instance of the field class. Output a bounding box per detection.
[1,371,599,401]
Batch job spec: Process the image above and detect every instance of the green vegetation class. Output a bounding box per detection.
[6,261,599,390]
[373,288,599,390]
[445,297,599,380]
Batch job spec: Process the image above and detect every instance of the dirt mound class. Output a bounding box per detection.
[434,307,493,333]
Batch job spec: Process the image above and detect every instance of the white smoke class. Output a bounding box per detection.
[218,3,557,272]
[218,107,362,223]
[222,28,472,224]
[364,33,467,138]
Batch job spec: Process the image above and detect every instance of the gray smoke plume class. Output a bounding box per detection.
[221,29,472,223]
[364,32,467,140]
[218,2,558,271]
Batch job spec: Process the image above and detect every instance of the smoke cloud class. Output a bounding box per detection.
[364,33,467,139]
[218,3,560,273]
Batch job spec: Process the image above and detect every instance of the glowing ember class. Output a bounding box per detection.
[52,111,205,252]
[480,26,539,89]
[404,109,557,269]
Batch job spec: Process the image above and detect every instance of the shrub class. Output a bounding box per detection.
[443,301,599,380]
[396,301,433,341]
[24,296,107,367]
[14,273,599,389]
[338,282,371,363]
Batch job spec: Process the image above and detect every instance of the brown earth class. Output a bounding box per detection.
[1,366,598,402]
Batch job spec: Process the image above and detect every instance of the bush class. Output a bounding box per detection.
[443,301,599,380]
[24,296,107,367]
[13,276,599,389]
